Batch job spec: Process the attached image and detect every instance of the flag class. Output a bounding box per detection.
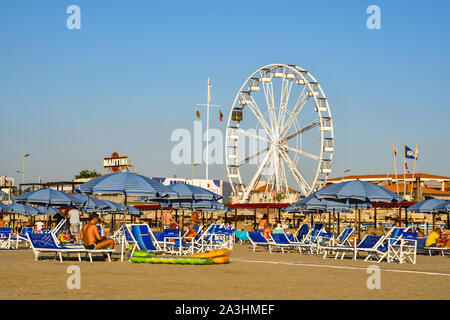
[3,178,8,186]
[196,109,200,119]
[405,162,410,174]
[219,110,223,122]
[405,145,416,159]
[415,147,419,160]
[392,145,397,157]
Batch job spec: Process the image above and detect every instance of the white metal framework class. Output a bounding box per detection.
[225,64,334,203]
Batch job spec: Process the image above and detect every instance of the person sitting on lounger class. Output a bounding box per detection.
[191,210,201,225]
[0,215,6,228]
[416,227,425,238]
[258,214,269,231]
[184,224,198,242]
[262,223,272,239]
[425,228,445,248]
[81,213,115,253]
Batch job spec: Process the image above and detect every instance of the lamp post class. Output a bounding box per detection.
[342,168,351,181]
[17,149,31,186]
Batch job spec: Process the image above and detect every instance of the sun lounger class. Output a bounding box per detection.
[269,232,307,253]
[320,227,355,259]
[234,230,249,244]
[387,232,418,264]
[248,231,273,253]
[27,231,114,263]
[416,237,449,256]
[125,224,164,258]
[0,227,13,249]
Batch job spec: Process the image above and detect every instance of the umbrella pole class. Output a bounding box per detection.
[447,213,449,230]
[328,211,331,233]
[432,213,436,231]
[121,194,127,262]
[337,211,340,236]
[253,209,256,230]
[374,207,377,230]
[356,203,360,242]
[234,208,237,229]
[398,206,402,227]
[404,207,408,228]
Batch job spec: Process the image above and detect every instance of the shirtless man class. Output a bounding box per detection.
[81,213,114,253]
[161,209,178,229]
[184,224,198,242]
[191,210,201,225]
[258,214,269,231]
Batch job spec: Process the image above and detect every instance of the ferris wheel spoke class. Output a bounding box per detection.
[242,148,273,201]
[284,146,320,161]
[237,128,270,143]
[280,88,309,137]
[280,150,311,195]
[247,96,273,138]
[284,120,319,141]
[262,81,277,132]
[278,78,293,130]
[238,145,270,167]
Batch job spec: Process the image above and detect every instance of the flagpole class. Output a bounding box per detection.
[392,142,399,195]
[410,144,418,199]
[206,78,210,181]
[403,141,406,197]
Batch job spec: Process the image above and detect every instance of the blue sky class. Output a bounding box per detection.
[0,0,449,185]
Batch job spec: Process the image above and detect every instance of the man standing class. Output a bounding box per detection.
[161,208,178,229]
[67,207,81,243]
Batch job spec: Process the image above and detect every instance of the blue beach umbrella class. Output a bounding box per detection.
[433,200,450,229]
[0,202,10,212]
[73,194,112,212]
[168,182,222,201]
[407,199,445,213]
[36,206,61,216]
[407,198,446,230]
[315,180,404,203]
[5,202,39,215]
[433,200,450,213]
[15,188,83,206]
[315,180,404,239]
[75,172,178,198]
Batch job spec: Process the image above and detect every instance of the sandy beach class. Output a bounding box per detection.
[1,244,449,300]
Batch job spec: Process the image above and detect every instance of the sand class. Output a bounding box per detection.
[0,244,449,300]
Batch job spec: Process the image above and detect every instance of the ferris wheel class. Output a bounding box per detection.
[225,64,334,203]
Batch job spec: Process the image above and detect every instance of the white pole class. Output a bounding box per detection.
[392,142,399,195]
[410,144,418,198]
[206,78,211,181]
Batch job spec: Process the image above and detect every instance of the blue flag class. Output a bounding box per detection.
[405,145,417,159]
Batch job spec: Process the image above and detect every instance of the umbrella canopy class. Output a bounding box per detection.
[0,202,11,213]
[283,193,371,213]
[170,199,230,212]
[433,200,450,213]
[315,180,404,203]
[15,188,83,206]
[95,200,142,215]
[73,194,112,212]
[36,206,61,215]
[168,182,222,201]
[4,202,39,215]
[75,172,178,198]
[407,199,445,213]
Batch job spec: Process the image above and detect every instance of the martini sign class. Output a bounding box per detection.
[103,152,129,173]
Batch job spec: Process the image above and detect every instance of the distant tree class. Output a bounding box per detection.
[275,191,286,203]
[75,170,101,180]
